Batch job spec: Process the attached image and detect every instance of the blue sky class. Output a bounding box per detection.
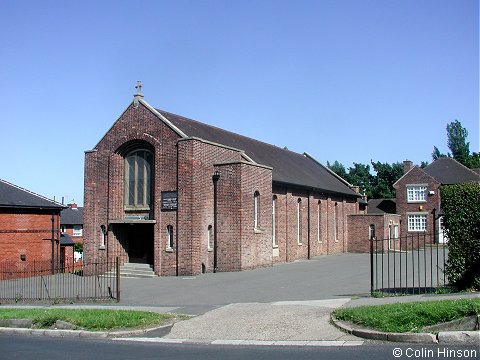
[0,0,478,206]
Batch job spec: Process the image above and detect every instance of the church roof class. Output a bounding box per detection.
[157,109,359,198]
[423,157,480,185]
[0,178,65,210]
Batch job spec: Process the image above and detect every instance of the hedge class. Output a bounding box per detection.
[441,182,480,290]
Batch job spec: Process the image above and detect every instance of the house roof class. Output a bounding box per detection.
[157,109,359,197]
[60,233,75,246]
[423,157,480,185]
[0,179,65,210]
[367,198,397,214]
[61,207,84,225]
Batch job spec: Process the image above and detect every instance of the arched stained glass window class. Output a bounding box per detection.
[124,149,153,209]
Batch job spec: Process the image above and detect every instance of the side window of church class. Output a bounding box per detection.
[124,149,153,208]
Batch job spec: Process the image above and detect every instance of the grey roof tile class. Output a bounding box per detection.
[0,179,65,210]
[60,207,84,225]
[158,110,358,197]
[424,157,480,185]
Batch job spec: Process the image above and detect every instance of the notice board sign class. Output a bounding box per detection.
[161,191,178,210]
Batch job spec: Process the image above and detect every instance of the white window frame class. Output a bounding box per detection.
[406,184,427,203]
[407,213,428,232]
[73,225,83,237]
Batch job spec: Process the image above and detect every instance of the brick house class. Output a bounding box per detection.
[83,88,362,276]
[60,203,83,244]
[0,178,67,267]
[394,158,480,243]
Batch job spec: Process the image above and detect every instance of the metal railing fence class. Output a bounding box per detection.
[370,233,448,295]
[0,257,120,303]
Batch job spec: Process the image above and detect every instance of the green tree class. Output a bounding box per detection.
[433,120,478,168]
[327,160,348,180]
[431,146,446,161]
[348,163,374,198]
[371,161,403,198]
[470,152,480,168]
[447,120,470,166]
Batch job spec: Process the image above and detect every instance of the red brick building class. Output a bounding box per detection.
[84,88,362,276]
[0,178,66,267]
[394,158,480,242]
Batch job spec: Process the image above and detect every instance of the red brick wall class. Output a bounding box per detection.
[177,138,243,275]
[347,214,401,252]
[272,187,359,262]
[237,162,273,270]
[0,209,61,264]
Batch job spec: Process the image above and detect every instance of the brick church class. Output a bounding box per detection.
[84,84,363,276]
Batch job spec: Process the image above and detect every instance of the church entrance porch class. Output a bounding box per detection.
[113,223,154,265]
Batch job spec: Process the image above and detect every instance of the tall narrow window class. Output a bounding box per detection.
[272,196,277,247]
[254,191,260,230]
[207,225,213,250]
[297,198,302,245]
[369,224,376,240]
[100,225,106,248]
[166,225,174,249]
[317,201,322,243]
[334,202,338,242]
[394,224,399,240]
[124,149,153,209]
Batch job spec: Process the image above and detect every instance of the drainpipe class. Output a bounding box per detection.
[307,191,311,260]
[212,171,221,273]
[51,213,55,275]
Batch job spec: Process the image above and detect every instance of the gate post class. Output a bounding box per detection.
[370,238,374,295]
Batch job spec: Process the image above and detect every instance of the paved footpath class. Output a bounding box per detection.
[115,298,364,346]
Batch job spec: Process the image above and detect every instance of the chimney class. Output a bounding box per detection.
[350,186,360,194]
[68,203,78,209]
[403,160,413,174]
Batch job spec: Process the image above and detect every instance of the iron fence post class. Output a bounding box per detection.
[370,238,374,295]
[116,257,120,302]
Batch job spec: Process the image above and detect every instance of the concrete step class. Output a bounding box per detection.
[121,263,154,270]
[104,263,156,279]
[120,263,155,278]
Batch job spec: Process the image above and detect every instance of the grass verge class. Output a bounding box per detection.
[333,298,480,333]
[0,308,181,331]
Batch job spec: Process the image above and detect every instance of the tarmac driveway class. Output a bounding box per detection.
[119,253,371,314]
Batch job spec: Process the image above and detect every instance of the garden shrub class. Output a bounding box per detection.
[441,183,480,290]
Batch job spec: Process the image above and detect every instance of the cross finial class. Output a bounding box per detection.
[135,80,143,95]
